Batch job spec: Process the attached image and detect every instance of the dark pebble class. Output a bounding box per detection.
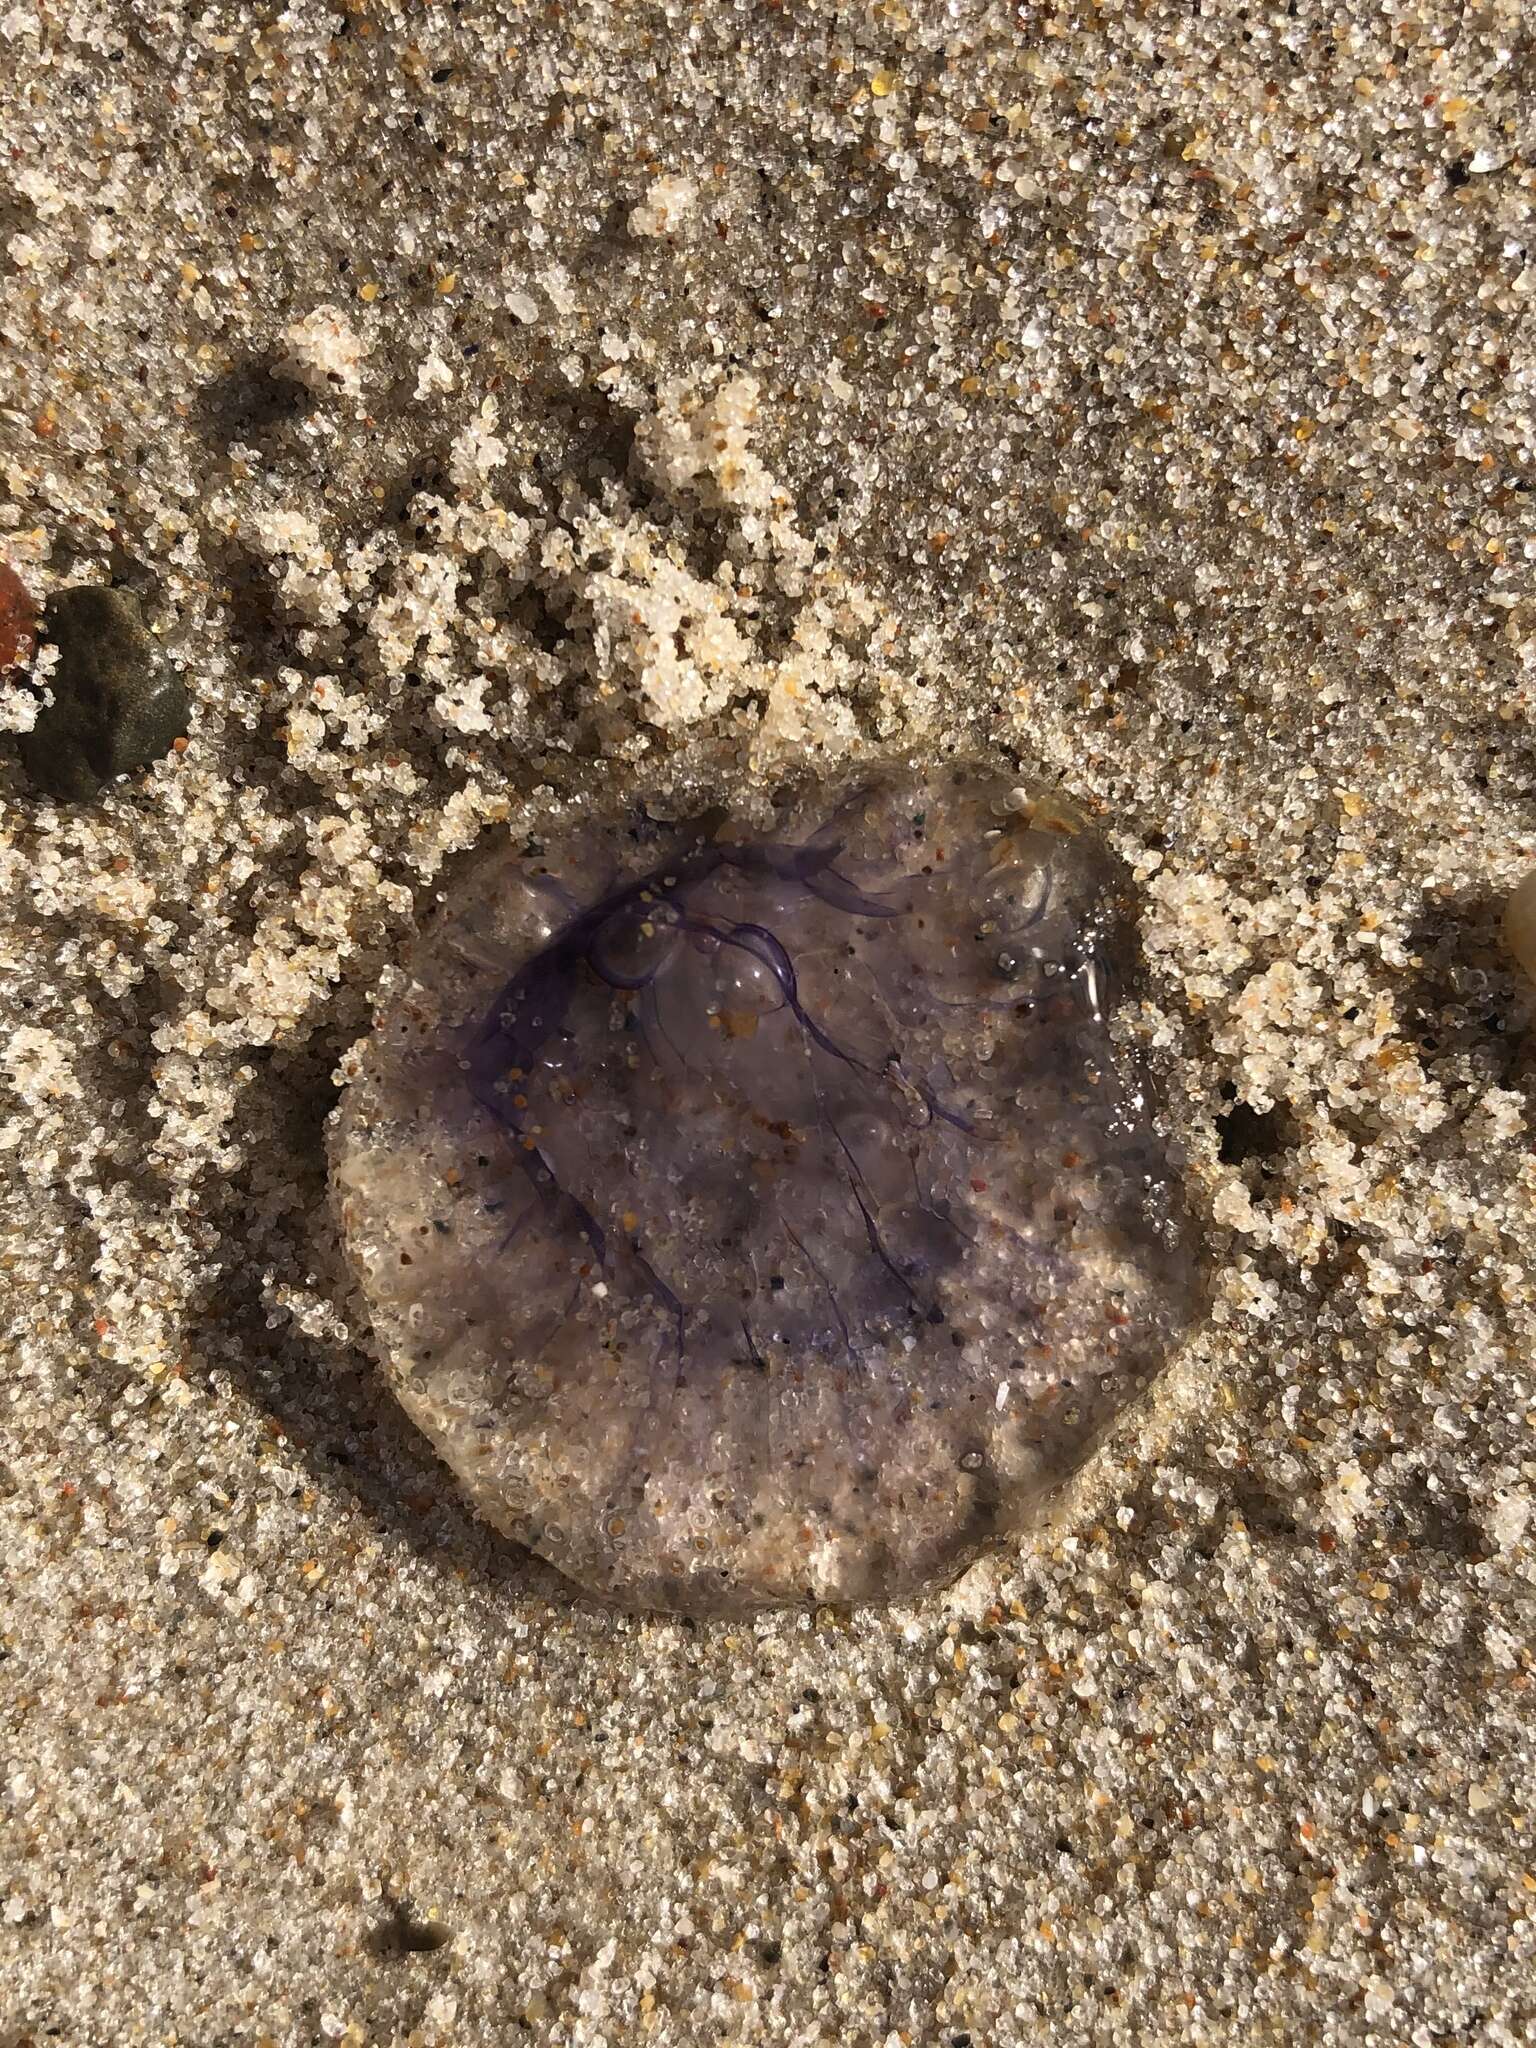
[18,586,189,800]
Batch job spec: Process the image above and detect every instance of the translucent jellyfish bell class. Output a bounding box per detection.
[330,761,1205,1614]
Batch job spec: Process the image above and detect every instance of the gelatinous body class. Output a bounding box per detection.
[332,763,1203,1613]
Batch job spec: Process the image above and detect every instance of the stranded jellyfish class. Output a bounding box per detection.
[331,762,1204,1613]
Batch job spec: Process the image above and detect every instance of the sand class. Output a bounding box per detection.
[2,1,1534,2042]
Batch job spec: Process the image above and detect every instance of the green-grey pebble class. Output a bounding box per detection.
[18,586,189,801]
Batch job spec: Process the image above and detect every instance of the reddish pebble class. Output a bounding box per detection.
[0,561,39,674]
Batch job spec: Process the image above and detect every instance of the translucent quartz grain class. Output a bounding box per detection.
[331,763,1204,1613]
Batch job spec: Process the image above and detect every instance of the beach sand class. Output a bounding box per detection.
[2,2,1534,2041]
